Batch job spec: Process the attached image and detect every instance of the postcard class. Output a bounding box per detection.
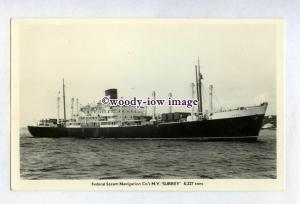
[11,19,284,191]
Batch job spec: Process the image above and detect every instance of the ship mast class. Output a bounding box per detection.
[209,85,213,114]
[76,98,79,117]
[57,92,60,124]
[195,65,200,113]
[63,78,66,121]
[197,57,203,114]
[168,92,172,113]
[191,83,195,116]
[71,98,74,119]
[152,91,156,121]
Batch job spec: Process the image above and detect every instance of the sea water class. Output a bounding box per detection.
[20,128,276,179]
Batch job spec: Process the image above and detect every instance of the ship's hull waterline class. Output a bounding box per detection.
[28,114,265,141]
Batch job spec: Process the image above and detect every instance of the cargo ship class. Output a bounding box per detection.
[27,59,268,141]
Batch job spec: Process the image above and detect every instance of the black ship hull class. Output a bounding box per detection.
[28,114,265,141]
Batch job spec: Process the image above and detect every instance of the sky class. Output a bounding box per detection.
[13,19,281,127]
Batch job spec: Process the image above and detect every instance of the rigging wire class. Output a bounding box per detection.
[201,83,209,111]
[202,82,229,112]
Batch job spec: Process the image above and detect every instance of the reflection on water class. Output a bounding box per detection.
[20,128,276,179]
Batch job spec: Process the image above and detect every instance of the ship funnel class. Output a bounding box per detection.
[105,89,118,99]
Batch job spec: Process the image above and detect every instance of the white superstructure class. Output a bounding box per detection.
[209,102,268,120]
[77,103,147,127]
